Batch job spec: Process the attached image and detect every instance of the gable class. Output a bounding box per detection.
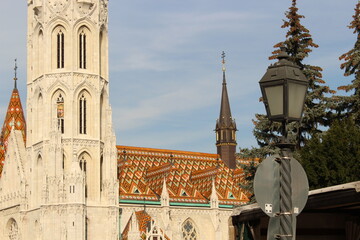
[0,130,26,208]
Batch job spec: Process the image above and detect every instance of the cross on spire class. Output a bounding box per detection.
[14,59,18,89]
[221,51,226,72]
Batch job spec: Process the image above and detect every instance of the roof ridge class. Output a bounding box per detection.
[117,145,219,158]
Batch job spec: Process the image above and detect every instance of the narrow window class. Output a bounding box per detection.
[100,155,103,192]
[57,30,64,69]
[79,94,87,134]
[79,31,87,69]
[57,94,64,134]
[62,154,65,170]
[80,156,87,198]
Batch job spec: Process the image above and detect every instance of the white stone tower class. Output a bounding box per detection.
[25,0,119,239]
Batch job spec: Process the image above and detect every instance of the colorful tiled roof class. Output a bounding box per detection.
[117,146,250,206]
[0,87,26,172]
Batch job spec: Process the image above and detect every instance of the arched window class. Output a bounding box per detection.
[182,219,198,240]
[79,94,87,134]
[36,155,43,205]
[79,155,87,198]
[57,94,64,134]
[99,30,107,77]
[100,155,103,192]
[7,219,19,240]
[79,30,87,69]
[35,30,44,76]
[57,29,64,69]
[37,93,43,141]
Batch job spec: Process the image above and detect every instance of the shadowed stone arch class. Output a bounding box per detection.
[7,218,20,240]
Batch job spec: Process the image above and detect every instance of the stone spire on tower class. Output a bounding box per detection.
[0,60,26,173]
[215,52,237,169]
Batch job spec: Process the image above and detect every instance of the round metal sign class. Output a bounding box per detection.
[253,154,309,217]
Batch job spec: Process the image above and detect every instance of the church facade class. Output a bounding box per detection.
[0,1,250,239]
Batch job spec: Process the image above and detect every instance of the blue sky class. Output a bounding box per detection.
[0,0,357,153]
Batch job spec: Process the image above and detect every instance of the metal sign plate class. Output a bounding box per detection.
[254,154,309,217]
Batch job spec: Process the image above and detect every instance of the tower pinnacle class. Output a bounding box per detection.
[215,52,237,169]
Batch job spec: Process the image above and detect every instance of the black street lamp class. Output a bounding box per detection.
[259,47,308,240]
[259,47,308,124]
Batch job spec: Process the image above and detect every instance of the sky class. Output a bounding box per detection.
[0,0,357,154]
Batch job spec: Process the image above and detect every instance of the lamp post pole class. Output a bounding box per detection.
[257,46,309,240]
[277,121,293,239]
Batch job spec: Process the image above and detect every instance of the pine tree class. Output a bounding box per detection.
[237,147,274,203]
[253,0,335,148]
[337,2,360,124]
[300,118,360,189]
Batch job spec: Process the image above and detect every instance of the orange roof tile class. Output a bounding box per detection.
[0,87,26,173]
[117,145,249,205]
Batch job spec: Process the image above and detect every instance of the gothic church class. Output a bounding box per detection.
[0,1,250,239]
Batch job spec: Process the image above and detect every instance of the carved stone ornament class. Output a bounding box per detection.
[99,0,108,25]
[47,0,70,14]
[33,6,43,24]
[76,0,96,17]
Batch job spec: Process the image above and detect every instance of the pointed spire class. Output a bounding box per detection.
[0,67,26,153]
[218,51,233,128]
[215,51,237,169]
[0,65,26,175]
[210,178,219,208]
[161,177,170,207]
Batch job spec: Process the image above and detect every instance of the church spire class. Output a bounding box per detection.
[215,52,237,169]
[0,62,26,174]
[0,63,26,150]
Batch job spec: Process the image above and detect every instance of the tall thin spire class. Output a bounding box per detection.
[219,51,233,127]
[215,51,237,169]
[0,63,26,175]
[14,59,18,89]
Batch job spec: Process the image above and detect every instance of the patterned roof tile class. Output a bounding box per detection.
[117,146,250,205]
[0,87,26,175]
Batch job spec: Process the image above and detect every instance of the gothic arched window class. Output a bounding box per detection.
[182,219,197,240]
[7,219,19,240]
[79,30,87,69]
[79,94,87,134]
[79,155,87,198]
[57,29,64,69]
[57,94,64,134]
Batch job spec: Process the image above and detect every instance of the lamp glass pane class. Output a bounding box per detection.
[288,83,307,119]
[265,85,283,116]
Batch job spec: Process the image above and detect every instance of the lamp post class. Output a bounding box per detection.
[259,47,308,239]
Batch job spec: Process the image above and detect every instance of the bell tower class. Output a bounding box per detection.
[26,0,118,239]
[215,52,237,169]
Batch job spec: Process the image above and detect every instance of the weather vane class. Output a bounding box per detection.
[221,51,226,72]
[14,59,18,89]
